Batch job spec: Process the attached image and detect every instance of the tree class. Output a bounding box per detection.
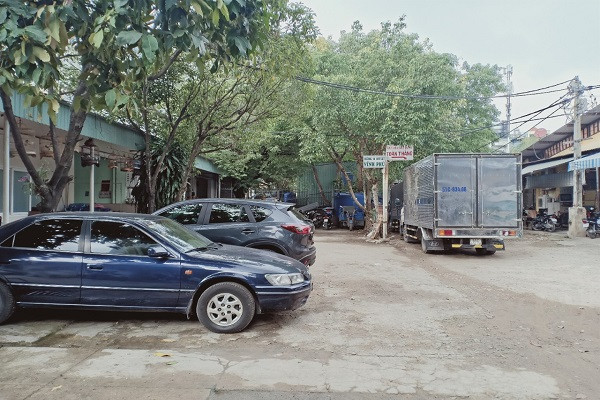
[0,0,272,212]
[119,1,316,211]
[300,20,504,237]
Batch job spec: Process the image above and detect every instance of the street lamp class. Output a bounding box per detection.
[81,138,99,212]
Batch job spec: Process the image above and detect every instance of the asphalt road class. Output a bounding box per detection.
[0,229,598,400]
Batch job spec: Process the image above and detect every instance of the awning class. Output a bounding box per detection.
[568,152,600,171]
[522,158,572,175]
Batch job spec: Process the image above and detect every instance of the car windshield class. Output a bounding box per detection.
[141,218,213,253]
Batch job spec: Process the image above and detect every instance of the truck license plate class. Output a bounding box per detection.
[470,239,482,246]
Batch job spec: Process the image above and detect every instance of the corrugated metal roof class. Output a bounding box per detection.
[9,92,145,150]
[522,157,571,174]
[521,104,600,161]
[568,151,600,171]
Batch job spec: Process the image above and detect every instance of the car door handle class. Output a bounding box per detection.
[241,229,255,234]
[86,264,104,270]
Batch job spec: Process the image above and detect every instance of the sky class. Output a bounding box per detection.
[297,0,600,134]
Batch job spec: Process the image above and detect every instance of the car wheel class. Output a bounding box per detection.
[196,282,256,333]
[0,282,16,324]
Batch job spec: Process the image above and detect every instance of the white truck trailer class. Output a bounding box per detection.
[402,153,522,255]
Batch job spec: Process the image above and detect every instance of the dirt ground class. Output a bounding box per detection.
[0,229,598,400]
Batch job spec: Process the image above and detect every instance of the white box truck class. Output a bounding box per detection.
[402,153,522,255]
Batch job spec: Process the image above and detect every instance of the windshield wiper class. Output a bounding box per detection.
[185,246,209,253]
[185,243,220,253]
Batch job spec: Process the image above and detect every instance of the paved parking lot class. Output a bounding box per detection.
[1,229,598,400]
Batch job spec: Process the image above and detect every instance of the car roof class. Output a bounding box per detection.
[23,212,165,222]
[154,198,296,213]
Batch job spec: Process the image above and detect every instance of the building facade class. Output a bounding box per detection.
[1,93,222,223]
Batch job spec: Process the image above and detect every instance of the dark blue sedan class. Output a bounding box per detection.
[0,213,312,333]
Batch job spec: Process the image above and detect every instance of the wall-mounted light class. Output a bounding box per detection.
[81,138,99,167]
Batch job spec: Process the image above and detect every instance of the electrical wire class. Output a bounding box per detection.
[485,93,572,152]
[474,92,571,151]
[294,76,575,100]
[491,106,565,154]
[433,96,571,139]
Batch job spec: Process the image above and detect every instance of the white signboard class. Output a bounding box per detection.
[363,155,386,168]
[386,145,413,161]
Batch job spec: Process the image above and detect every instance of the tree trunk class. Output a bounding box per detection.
[1,88,86,212]
[311,163,330,206]
[366,181,382,240]
[177,137,205,201]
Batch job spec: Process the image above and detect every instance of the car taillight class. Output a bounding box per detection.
[281,224,311,235]
[438,229,454,236]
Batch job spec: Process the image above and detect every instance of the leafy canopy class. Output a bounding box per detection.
[0,0,272,119]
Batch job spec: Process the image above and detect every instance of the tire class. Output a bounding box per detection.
[0,282,16,324]
[588,229,598,239]
[476,248,496,256]
[196,282,256,333]
[403,226,418,243]
[531,222,542,231]
[545,222,556,232]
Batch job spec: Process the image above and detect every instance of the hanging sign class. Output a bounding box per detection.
[386,145,413,161]
[363,155,386,168]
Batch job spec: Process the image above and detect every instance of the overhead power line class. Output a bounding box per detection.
[484,93,572,152]
[294,76,577,100]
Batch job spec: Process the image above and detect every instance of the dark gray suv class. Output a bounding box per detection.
[153,199,316,266]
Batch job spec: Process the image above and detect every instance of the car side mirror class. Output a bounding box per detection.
[147,245,170,258]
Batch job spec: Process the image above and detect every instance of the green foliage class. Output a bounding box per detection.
[133,137,190,212]
[0,0,272,120]
[299,19,505,168]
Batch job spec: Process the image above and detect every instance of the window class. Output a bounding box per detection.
[13,219,82,252]
[250,205,272,222]
[208,203,249,224]
[159,203,203,225]
[91,221,158,256]
[1,236,14,247]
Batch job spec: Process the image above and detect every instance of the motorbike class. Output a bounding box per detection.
[585,208,599,239]
[551,211,569,230]
[305,209,324,229]
[531,211,556,232]
[322,207,334,230]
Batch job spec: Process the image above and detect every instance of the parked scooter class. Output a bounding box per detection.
[585,207,599,239]
[305,209,324,229]
[322,207,334,230]
[531,210,556,232]
[552,211,569,230]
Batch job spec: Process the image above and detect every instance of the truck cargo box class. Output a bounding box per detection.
[402,153,522,253]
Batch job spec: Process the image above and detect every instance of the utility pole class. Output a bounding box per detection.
[382,160,388,240]
[568,76,586,238]
[505,66,513,153]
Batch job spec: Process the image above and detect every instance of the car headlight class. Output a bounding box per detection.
[265,273,305,286]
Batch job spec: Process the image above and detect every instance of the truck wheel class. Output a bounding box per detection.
[197,282,256,333]
[0,282,16,324]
